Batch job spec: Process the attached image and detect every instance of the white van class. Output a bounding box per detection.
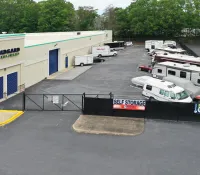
[92,46,117,57]
[74,55,93,66]
[142,78,192,103]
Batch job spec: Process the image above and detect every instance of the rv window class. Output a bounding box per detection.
[164,91,169,97]
[170,92,176,99]
[168,70,176,76]
[198,79,200,84]
[180,71,186,78]
[159,89,164,95]
[158,69,162,73]
[146,85,152,91]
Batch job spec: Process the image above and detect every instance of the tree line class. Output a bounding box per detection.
[0,0,199,38]
[0,0,98,33]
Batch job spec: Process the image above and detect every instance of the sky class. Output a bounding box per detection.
[68,0,132,14]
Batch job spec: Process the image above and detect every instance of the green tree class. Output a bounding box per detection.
[0,0,39,33]
[75,6,98,31]
[37,0,75,32]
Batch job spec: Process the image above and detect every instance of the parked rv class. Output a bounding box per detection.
[74,55,93,66]
[149,47,186,56]
[104,41,125,50]
[92,46,117,57]
[164,40,177,47]
[152,61,200,86]
[142,78,192,103]
[162,76,200,100]
[145,40,163,52]
[152,52,200,66]
[131,76,155,88]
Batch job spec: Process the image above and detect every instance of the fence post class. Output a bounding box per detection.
[62,95,64,111]
[82,93,85,113]
[109,92,113,99]
[23,92,26,111]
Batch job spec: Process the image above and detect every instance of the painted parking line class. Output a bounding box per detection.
[0,110,24,126]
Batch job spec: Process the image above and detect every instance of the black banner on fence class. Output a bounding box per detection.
[83,97,113,116]
[83,96,200,123]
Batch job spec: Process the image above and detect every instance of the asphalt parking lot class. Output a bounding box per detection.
[1,46,200,175]
[26,45,150,97]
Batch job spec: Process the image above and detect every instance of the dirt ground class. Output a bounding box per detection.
[73,115,145,136]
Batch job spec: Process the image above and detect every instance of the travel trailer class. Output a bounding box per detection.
[145,40,163,51]
[74,55,93,66]
[152,52,200,66]
[164,40,177,47]
[142,78,192,103]
[152,61,200,86]
[92,46,117,57]
[149,47,186,56]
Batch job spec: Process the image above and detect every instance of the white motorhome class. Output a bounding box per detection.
[145,40,163,51]
[152,61,200,86]
[142,78,192,103]
[92,46,117,57]
[74,55,93,66]
[131,76,155,88]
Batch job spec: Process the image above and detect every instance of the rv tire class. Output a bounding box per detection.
[80,63,84,67]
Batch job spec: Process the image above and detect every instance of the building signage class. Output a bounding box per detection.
[113,99,146,111]
[194,103,200,114]
[0,48,20,59]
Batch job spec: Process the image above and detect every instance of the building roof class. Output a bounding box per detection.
[24,31,107,47]
[157,61,200,72]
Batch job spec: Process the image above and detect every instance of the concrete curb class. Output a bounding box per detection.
[0,110,24,126]
[72,116,145,136]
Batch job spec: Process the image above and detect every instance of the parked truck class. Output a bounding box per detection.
[92,46,117,57]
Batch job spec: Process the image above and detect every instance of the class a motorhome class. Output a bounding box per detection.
[152,52,200,66]
[145,40,164,52]
[152,61,200,86]
[142,78,192,103]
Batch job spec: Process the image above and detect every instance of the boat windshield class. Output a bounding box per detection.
[176,91,189,100]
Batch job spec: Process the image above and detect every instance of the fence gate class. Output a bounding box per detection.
[25,94,83,111]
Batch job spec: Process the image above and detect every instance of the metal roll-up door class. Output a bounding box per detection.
[0,77,3,99]
[49,49,58,75]
[7,72,18,96]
